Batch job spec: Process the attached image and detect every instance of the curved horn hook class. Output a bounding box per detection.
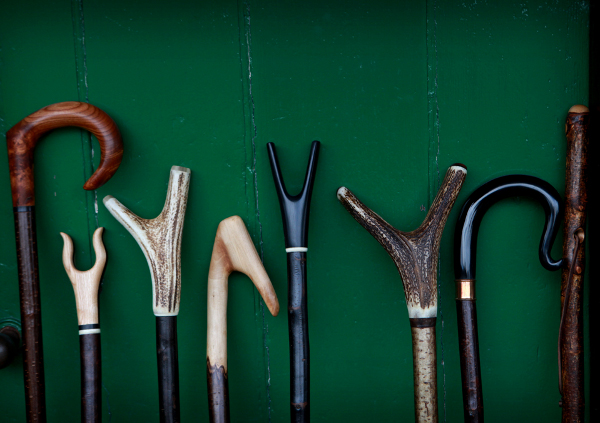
[7,101,123,207]
[266,140,320,248]
[60,227,107,326]
[454,174,563,280]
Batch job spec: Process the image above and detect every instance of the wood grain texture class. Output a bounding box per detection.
[6,101,123,207]
[410,323,438,423]
[560,105,589,423]
[61,228,106,326]
[206,215,279,423]
[103,166,190,316]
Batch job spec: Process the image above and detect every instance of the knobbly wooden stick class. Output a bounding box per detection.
[6,101,122,423]
[206,216,279,423]
[103,166,190,423]
[61,227,107,423]
[560,105,589,423]
[337,165,466,423]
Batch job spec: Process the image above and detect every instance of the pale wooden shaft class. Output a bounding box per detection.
[411,326,438,423]
[207,216,279,370]
[61,227,106,326]
[103,166,190,316]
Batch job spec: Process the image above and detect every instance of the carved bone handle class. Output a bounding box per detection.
[103,166,191,316]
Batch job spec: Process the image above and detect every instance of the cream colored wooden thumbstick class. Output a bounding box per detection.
[60,227,107,329]
[103,166,191,316]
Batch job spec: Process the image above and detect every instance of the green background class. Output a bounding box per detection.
[0,0,591,421]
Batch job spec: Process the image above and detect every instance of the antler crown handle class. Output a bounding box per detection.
[60,227,107,326]
[266,141,320,248]
[454,174,563,280]
[103,166,191,316]
[337,164,467,318]
[7,101,123,207]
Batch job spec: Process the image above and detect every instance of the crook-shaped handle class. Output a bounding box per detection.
[61,228,107,326]
[454,174,563,280]
[7,101,123,207]
[267,140,320,248]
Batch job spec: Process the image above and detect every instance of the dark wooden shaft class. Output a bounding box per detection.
[456,300,483,423]
[560,109,588,423]
[207,359,230,423]
[80,332,101,423]
[287,252,310,422]
[156,316,180,423]
[14,207,46,423]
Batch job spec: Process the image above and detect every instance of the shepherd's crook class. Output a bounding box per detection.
[61,228,107,423]
[338,165,467,423]
[560,105,589,422]
[207,216,279,423]
[104,166,190,423]
[6,101,123,423]
[453,175,563,423]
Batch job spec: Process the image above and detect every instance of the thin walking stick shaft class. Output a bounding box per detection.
[80,333,102,422]
[157,316,180,423]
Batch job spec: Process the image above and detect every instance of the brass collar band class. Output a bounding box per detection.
[456,279,476,300]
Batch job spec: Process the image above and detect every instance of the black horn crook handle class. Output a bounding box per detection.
[454,174,563,423]
[267,140,320,422]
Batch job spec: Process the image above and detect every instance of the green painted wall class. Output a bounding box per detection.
[0,0,590,421]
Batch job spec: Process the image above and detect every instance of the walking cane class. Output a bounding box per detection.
[61,227,107,423]
[453,175,563,423]
[338,164,467,423]
[103,166,190,423]
[559,105,589,423]
[6,101,123,423]
[267,140,320,422]
[206,216,279,423]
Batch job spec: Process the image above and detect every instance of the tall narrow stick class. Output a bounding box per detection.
[61,227,107,423]
[267,141,320,423]
[560,105,589,423]
[338,165,466,423]
[103,166,190,423]
[6,101,123,423]
[206,216,279,423]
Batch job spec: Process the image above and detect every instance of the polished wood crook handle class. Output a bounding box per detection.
[7,101,123,207]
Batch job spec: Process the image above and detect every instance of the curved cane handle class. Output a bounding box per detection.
[103,166,190,316]
[338,164,467,318]
[454,174,563,281]
[60,228,107,326]
[7,102,123,207]
[266,141,320,248]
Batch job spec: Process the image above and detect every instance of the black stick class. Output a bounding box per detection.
[79,329,101,422]
[267,141,320,422]
[157,317,180,423]
[454,175,563,423]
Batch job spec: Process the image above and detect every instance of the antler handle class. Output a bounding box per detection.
[61,228,107,326]
[103,166,190,316]
[207,215,279,423]
[7,101,123,207]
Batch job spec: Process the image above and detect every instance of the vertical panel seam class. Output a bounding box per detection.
[426,0,447,421]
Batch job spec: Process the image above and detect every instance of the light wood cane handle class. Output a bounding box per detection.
[103,166,191,316]
[60,228,107,326]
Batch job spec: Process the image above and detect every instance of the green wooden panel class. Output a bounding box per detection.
[0,1,590,422]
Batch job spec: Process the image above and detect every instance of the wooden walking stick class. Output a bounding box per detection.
[206,216,279,423]
[453,175,563,423]
[337,164,466,423]
[559,105,589,423]
[6,101,123,423]
[61,227,107,423]
[103,166,190,423]
[267,140,320,423]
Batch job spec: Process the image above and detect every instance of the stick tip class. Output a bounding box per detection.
[102,195,115,206]
[450,163,468,172]
[171,165,191,174]
[569,105,589,114]
[336,186,349,200]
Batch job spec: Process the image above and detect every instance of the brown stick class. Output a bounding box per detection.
[6,101,123,423]
[337,165,467,423]
[560,105,589,422]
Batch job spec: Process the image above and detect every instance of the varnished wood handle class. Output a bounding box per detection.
[560,104,589,422]
[103,166,191,316]
[207,215,279,423]
[7,102,123,207]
